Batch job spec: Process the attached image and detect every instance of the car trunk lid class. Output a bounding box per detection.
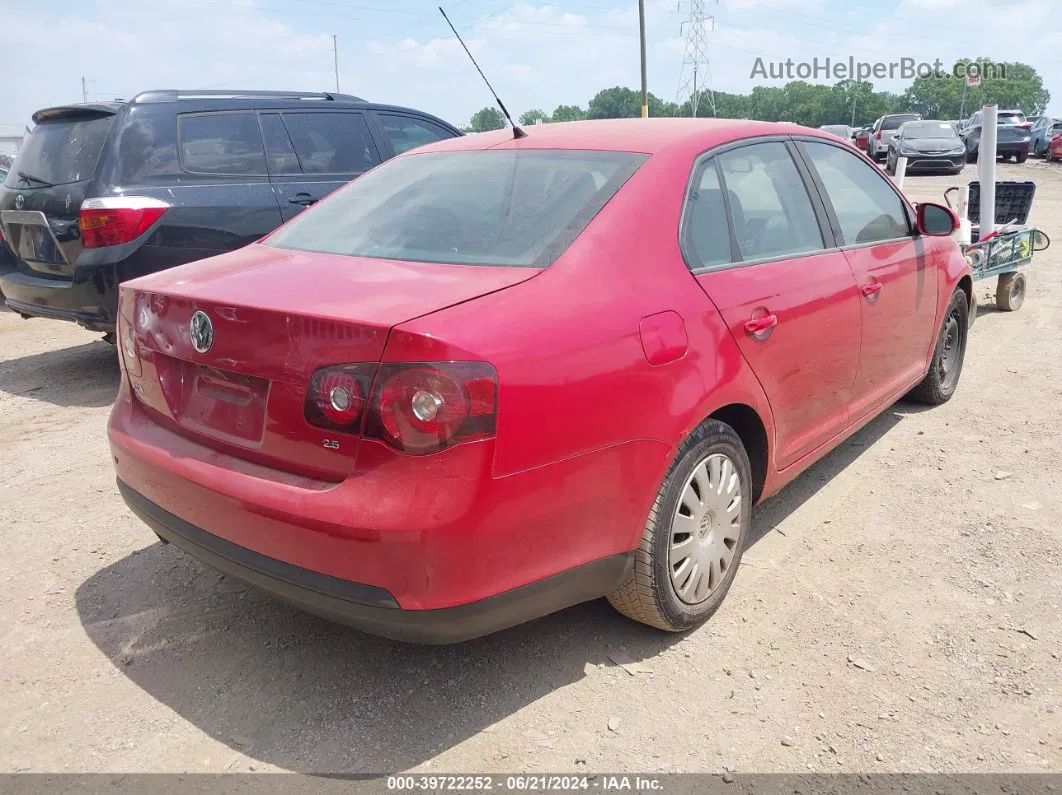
[0,106,117,278]
[123,243,536,479]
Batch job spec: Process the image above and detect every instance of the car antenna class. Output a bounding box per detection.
[438,6,527,139]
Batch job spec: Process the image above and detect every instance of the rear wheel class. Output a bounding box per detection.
[1016,152,1028,164]
[907,289,969,405]
[608,421,751,632]
[996,272,1026,311]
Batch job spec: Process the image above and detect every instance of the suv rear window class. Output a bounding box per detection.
[997,112,1026,125]
[4,112,114,187]
[882,114,921,130]
[265,150,647,267]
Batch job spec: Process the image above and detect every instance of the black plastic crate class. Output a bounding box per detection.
[967,181,1036,225]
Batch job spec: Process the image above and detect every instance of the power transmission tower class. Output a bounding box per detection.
[676,0,718,117]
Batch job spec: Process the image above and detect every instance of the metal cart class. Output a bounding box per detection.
[944,181,1050,321]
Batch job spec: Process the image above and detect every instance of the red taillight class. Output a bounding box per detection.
[369,362,498,454]
[1015,122,1032,129]
[875,130,882,139]
[305,361,498,454]
[79,197,169,248]
[305,364,374,432]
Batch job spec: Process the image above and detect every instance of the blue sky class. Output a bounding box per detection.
[2,0,1059,130]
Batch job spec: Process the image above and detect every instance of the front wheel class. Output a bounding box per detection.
[608,421,752,632]
[906,288,969,405]
[966,148,978,163]
[996,271,1026,311]
[885,156,896,175]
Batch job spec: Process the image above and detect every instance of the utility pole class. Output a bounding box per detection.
[82,76,88,103]
[638,0,648,118]
[333,35,340,93]
[677,0,717,117]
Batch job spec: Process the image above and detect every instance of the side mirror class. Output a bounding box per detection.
[916,202,958,237]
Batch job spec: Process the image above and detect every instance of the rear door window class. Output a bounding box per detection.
[376,113,455,154]
[280,112,380,175]
[4,112,114,187]
[716,142,824,262]
[178,112,266,175]
[259,113,301,175]
[265,149,647,267]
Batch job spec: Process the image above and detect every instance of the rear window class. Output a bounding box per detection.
[4,113,114,187]
[883,114,920,130]
[265,149,647,268]
[997,112,1026,125]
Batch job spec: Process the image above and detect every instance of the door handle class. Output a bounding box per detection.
[288,193,318,207]
[862,282,884,298]
[744,314,778,336]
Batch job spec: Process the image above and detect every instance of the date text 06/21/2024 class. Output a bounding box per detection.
[386,775,664,791]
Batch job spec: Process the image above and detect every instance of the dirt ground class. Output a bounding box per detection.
[1,161,1060,777]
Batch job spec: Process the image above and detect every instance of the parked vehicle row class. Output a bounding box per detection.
[0,90,462,340]
[107,119,973,642]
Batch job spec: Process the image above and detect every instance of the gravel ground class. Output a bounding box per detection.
[1,161,1060,776]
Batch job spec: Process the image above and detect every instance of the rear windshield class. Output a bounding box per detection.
[3,113,114,188]
[265,149,647,267]
[902,122,958,139]
[883,115,920,130]
[997,112,1026,125]
[821,126,849,136]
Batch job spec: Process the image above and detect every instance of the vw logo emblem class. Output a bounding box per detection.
[189,311,214,354]
[14,194,24,210]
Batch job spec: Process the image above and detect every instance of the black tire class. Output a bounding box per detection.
[996,271,1026,311]
[966,147,977,164]
[885,157,895,175]
[1016,152,1028,164]
[907,288,969,405]
[1001,153,1012,163]
[608,420,752,632]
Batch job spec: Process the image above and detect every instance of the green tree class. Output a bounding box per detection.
[550,104,586,122]
[518,109,550,126]
[469,106,506,132]
[903,58,1049,119]
[586,87,675,119]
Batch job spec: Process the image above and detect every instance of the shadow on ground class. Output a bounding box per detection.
[0,342,120,408]
[76,406,907,773]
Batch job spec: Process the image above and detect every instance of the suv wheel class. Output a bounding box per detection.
[608,420,752,632]
[907,288,969,405]
[1016,152,1028,164]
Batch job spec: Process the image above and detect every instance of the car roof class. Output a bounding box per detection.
[410,117,828,155]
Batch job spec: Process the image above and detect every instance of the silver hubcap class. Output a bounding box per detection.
[669,453,743,605]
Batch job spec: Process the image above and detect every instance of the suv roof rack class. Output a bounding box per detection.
[130,89,366,104]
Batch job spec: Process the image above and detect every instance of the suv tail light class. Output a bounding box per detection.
[304,361,498,455]
[80,196,170,248]
[1015,122,1032,129]
[875,130,882,140]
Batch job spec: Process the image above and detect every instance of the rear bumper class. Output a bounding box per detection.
[119,480,632,644]
[108,387,669,627]
[0,264,117,332]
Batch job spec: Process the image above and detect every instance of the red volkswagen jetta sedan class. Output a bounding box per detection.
[108,119,971,643]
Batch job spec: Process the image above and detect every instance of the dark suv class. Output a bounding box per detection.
[0,90,461,338]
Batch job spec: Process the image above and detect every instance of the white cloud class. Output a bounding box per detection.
[0,0,1058,133]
